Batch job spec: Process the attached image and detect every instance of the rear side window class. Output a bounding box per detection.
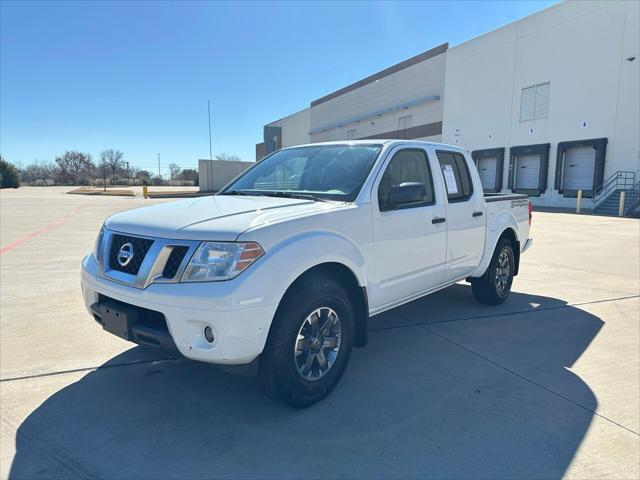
[436,151,473,202]
[378,149,435,211]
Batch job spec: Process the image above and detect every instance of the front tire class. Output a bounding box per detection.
[471,238,515,305]
[257,273,354,408]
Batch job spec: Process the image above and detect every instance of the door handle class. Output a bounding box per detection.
[432,217,446,224]
[472,211,483,217]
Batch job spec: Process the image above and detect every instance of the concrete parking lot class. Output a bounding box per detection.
[1,186,638,479]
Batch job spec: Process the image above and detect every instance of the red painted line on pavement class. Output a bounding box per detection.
[0,206,84,256]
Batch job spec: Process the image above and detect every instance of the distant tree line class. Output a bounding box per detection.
[0,148,238,188]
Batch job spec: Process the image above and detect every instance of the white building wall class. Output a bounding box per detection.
[310,50,446,143]
[611,0,640,174]
[442,0,640,208]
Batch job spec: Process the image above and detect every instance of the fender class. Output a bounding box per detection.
[267,229,368,290]
[470,209,520,278]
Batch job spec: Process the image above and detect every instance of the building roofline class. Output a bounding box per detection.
[310,42,448,108]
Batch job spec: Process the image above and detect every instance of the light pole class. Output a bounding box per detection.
[102,161,107,192]
[208,100,213,161]
[157,153,161,182]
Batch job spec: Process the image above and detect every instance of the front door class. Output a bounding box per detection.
[370,147,447,310]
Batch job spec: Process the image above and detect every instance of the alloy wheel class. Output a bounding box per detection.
[495,250,511,294]
[294,307,342,382]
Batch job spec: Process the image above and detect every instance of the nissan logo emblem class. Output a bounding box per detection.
[117,242,134,267]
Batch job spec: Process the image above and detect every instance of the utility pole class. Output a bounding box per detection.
[208,100,213,161]
[157,153,161,181]
[126,161,130,185]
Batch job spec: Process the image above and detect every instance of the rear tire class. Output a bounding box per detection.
[257,273,354,408]
[471,238,515,305]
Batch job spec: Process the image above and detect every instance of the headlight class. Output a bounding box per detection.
[181,242,264,282]
[93,226,104,263]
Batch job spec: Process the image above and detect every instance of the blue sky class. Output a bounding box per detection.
[1,0,557,173]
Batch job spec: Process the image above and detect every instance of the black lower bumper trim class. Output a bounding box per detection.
[90,296,180,355]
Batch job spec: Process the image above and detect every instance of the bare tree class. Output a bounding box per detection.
[168,163,181,180]
[101,149,124,180]
[23,160,56,185]
[55,151,95,185]
[214,152,242,162]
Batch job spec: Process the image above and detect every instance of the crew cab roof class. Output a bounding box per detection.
[281,139,470,154]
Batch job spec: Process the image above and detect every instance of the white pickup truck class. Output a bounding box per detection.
[81,140,532,407]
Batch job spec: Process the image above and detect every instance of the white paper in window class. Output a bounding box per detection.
[442,164,459,194]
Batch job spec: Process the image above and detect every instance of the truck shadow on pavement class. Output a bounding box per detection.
[10,285,603,479]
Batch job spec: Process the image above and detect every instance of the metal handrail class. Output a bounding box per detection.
[593,170,636,206]
[624,181,640,215]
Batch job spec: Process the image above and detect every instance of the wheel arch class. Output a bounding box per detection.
[471,224,521,278]
[498,227,520,276]
[272,262,369,348]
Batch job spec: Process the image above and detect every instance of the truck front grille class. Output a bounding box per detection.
[109,234,154,275]
[162,246,190,279]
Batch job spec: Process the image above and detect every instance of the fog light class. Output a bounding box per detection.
[204,326,215,343]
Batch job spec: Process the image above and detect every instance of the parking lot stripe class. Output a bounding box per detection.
[422,323,640,437]
[0,206,83,256]
[0,356,182,383]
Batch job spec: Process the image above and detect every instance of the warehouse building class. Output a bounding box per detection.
[256,0,639,211]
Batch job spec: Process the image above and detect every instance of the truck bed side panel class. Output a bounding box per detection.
[470,195,530,277]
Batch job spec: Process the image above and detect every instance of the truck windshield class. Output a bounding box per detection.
[220,144,383,202]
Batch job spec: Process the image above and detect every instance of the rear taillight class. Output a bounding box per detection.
[528,201,533,226]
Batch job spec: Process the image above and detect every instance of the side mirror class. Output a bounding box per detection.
[387,182,427,207]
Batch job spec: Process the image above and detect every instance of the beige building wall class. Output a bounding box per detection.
[199,159,254,192]
[309,44,447,143]
[280,108,311,147]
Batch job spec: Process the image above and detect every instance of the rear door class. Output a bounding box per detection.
[434,149,486,282]
[369,147,447,310]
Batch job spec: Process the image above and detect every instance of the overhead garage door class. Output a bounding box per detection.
[563,146,596,191]
[477,156,498,191]
[515,154,540,190]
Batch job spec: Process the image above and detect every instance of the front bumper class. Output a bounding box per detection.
[81,253,289,365]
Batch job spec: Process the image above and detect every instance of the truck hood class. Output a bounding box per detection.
[105,195,345,241]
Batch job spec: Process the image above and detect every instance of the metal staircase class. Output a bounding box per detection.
[593,171,639,216]
[623,182,640,216]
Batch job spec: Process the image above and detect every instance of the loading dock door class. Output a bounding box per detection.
[477,156,498,191]
[515,154,541,190]
[562,146,596,191]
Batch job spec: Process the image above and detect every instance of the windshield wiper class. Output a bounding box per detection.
[220,190,265,197]
[260,191,330,202]
[222,190,330,202]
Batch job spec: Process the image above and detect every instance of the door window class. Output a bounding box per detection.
[436,151,473,202]
[378,149,434,211]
